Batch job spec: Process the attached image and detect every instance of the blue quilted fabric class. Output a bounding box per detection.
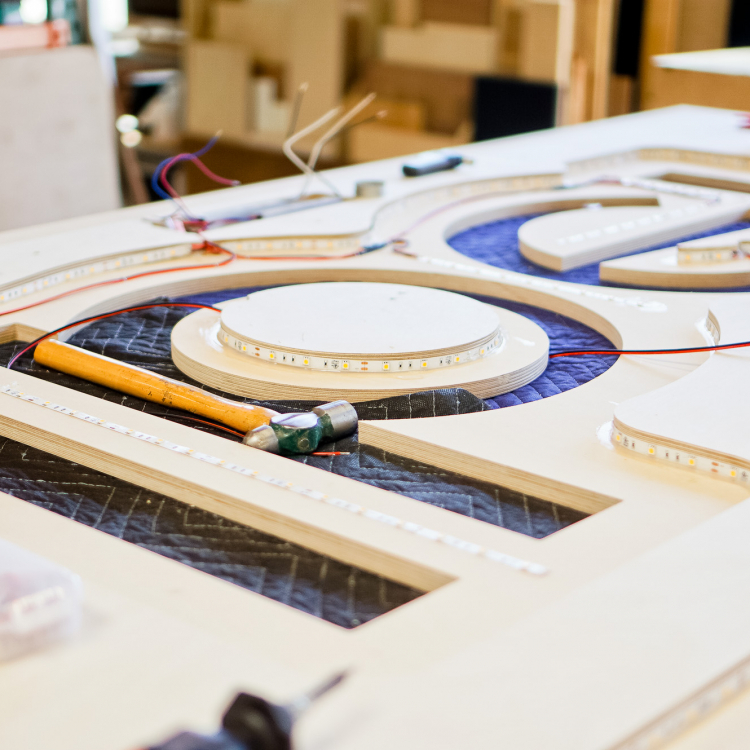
[0,435,420,628]
[449,214,750,290]
[475,296,617,408]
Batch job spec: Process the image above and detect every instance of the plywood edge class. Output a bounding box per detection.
[358,420,619,515]
[612,413,747,466]
[442,194,661,243]
[518,236,567,271]
[0,409,453,593]
[599,260,750,289]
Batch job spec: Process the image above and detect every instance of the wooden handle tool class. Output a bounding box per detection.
[34,339,279,433]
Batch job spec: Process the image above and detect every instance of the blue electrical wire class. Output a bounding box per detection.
[151,134,221,207]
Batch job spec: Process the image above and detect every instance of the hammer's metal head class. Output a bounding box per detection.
[242,424,280,453]
[312,400,358,440]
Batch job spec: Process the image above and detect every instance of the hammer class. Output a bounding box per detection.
[33,340,357,455]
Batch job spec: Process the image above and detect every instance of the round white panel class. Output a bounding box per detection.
[220,282,502,360]
[172,283,550,402]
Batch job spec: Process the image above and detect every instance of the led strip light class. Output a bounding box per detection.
[611,424,750,484]
[402,253,668,312]
[0,175,558,305]
[375,173,560,227]
[614,177,721,203]
[0,245,193,304]
[678,247,740,264]
[0,384,548,576]
[219,327,503,373]
[221,236,361,254]
[611,651,750,750]
[217,175,560,257]
[677,241,750,265]
[556,203,712,248]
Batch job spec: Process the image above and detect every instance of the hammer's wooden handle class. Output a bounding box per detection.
[34,339,278,433]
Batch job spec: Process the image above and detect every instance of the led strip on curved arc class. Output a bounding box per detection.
[0,245,193,304]
[555,203,711,249]
[0,384,548,576]
[611,654,750,750]
[678,247,741,264]
[400,252,668,312]
[375,172,560,224]
[218,327,503,373]
[220,235,362,255]
[611,423,750,484]
[214,174,562,257]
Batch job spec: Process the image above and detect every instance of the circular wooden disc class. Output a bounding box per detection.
[172,284,550,402]
[220,282,502,359]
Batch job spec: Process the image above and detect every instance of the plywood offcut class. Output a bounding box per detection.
[218,283,502,359]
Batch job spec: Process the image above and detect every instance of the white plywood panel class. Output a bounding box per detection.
[518,195,750,270]
[4,105,750,750]
[0,46,119,231]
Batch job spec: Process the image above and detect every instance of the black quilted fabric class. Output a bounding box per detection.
[1,332,587,540]
[0,436,419,628]
[1,214,733,627]
[0,283,606,626]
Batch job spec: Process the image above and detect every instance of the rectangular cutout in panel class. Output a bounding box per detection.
[1,333,590,539]
[358,421,619,519]
[299,444,589,539]
[0,437,423,628]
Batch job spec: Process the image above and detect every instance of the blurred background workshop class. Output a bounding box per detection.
[7,2,750,750]
[1,0,749,229]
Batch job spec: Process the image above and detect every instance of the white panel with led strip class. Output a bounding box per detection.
[170,287,547,401]
[3,106,750,750]
[600,225,750,289]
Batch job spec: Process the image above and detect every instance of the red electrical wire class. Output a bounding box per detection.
[233,247,376,261]
[549,341,750,358]
[160,153,240,201]
[0,243,235,319]
[7,302,220,370]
